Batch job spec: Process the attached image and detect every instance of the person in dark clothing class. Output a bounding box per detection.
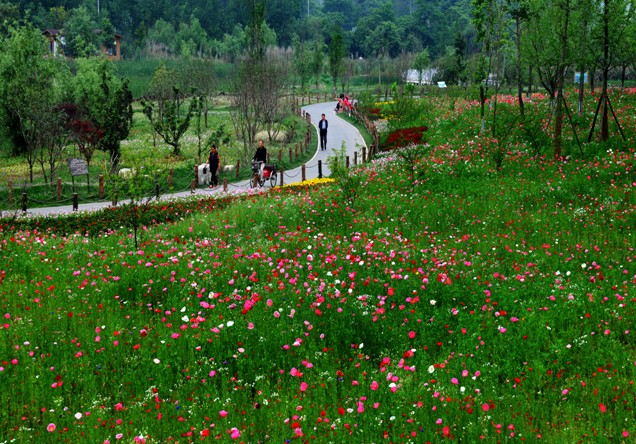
[318,113,328,151]
[253,139,267,177]
[206,144,220,188]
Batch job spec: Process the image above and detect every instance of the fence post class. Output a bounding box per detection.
[156,182,160,199]
[280,168,284,186]
[236,160,240,179]
[9,181,13,206]
[278,150,282,162]
[295,144,299,160]
[191,179,196,194]
[99,175,104,199]
[252,173,259,188]
[346,156,350,169]
[354,151,358,166]
[112,193,118,207]
[72,193,78,211]
[267,152,271,164]
[194,162,199,185]
[318,160,323,179]
[168,169,173,188]
[21,192,27,213]
[302,164,306,181]
[289,147,293,163]
[223,177,228,192]
[57,177,62,201]
[363,146,367,163]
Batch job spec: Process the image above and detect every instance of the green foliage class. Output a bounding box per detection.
[328,26,345,90]
[142,87,193,157]
[326,142,362,209]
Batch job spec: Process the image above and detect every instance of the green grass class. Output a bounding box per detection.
[1,88,635,443]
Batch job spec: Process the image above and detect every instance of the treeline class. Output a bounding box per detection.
[0,0,472,60]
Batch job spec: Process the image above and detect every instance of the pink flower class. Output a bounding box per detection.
[599,403,607,413]
[47,423,56,432]
[408,331,416,339]
[300,381,308,392]
[481,403,489,412]
[229,428,241,439]
[371,381,379,391]
[451,377,458,385]
[219,410,228,418]
[623,431,629,438]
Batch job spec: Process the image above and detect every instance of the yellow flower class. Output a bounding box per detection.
[281,178,335,188]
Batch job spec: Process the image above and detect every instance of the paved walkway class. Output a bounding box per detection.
[19,102,367,217]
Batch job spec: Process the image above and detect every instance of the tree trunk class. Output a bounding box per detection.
[577,14,588,115]
[516,18,524,116]
[600,0,609,142]
[553,0,570,159]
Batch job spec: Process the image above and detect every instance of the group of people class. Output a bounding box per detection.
[335,93,352,116]
[204,139,268,188]
[206,93,353,184]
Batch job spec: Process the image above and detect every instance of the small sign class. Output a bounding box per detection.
[67,158,89,176]
[437,81,447,88]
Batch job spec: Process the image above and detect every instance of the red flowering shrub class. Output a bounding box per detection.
[382,126,428,151]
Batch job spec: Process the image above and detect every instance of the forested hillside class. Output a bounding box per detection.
[0,0,473,59]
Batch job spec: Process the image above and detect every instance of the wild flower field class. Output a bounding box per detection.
[1,91,635,443]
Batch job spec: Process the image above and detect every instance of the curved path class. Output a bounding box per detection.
[20,102,367,217]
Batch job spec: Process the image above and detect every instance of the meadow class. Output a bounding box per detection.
[0,88,635,443]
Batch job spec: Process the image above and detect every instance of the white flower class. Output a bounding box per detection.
[227,321,234,327]
[428,365,435,373]
[74,412,82,420]
[430,300,437,306]
[153,358,161,364]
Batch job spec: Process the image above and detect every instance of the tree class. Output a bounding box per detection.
[413,49,431,86]
[142,86,193,157]
[0,24,65,183]
[292,34,313,91]
[329,26,345,94]
[63,6,99,58]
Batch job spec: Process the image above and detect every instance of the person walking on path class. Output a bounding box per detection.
[206,144,220,188]
[319,113,328,151]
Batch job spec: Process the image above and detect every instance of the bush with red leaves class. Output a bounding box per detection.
[382,126,428,151]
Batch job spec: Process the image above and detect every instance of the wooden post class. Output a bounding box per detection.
[363,146,367,163]
[194,163,199,185]
[354,151,358,166]
[72,193,78,211]
[112,194,118,207]
[223,177,228,192]
[155,182,160,199]
[252,173,259,188]
[280,168,284,186]
[168,169,173,188]
[8,181,13,206]
[289,147,293,163]
[278,150,282,162]
[295,144,298,160]
[236,160,240,179]
[318,160,323,179]
[57,177,62,201]
[191,179,196,193]
[267,152,271,164]
[302,164,306,181]
[346,156,350,169]
[99,174,104,199]
[21,192,27,213]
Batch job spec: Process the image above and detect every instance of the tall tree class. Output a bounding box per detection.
[329,25,345,94]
